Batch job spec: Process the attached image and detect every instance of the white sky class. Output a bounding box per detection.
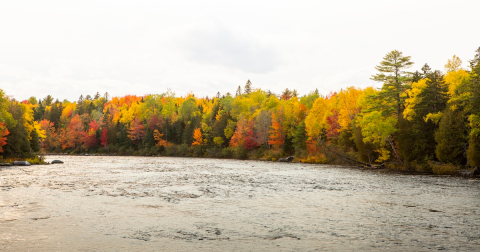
[1,0,479,102]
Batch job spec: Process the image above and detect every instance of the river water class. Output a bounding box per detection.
[0,156,479,251]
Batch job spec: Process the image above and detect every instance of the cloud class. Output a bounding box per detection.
[324,67,376,88]
[178,19,281,74]
[48,66,73,78]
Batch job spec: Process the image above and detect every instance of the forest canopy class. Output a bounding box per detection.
[1,47,480,173]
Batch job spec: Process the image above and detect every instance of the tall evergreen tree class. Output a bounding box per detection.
[76,95,85,115]
[401,68,448,164]
[43,95,54,106]
[371,50,414,118]
[244,80,252,95]
[292,120,307,155]
[235,86,242,97]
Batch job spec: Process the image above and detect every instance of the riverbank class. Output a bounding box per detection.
[0,155,48,166]
[34,152,480,178]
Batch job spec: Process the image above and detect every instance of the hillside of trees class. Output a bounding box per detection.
[1,47,479,174]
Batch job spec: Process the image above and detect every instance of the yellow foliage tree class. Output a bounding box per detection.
[34,121,47,139]
[60,102,76,125]
[444,55,462,73]
[304,97,329,157]
[444,69,470,98]
[403,79,427,121]
[21,103,35,140]
[119,101,142,126]
[305,97,328,142]
[337,87,363,130]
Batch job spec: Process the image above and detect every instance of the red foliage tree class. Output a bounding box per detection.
[244,120,258,150]
[100,128,108,148]
[82,120,99,150]
[326,109,340,141]
[325,91,337,100]
[127,118,146,144]
[0,122,9,153]
[63,114,84,150]
[148,114,160,130]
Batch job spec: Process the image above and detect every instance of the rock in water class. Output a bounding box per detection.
[13,161,31,166]
[278,156,294,162]
[51,160,64,164]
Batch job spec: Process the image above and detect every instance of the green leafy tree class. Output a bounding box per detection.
[360,111,398,162]
[3,101,32,157]
[299,90,320,111]
[467,114,480,167]
[0,89,15,127]
[465,47,480,166]
[353,123,377,163]
[435,105,468,165]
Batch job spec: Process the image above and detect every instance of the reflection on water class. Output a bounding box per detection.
[1,156,479,251]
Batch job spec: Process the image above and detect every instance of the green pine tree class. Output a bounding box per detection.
[371,50,414,119]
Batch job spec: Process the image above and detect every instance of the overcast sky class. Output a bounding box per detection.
[1,0,479,102]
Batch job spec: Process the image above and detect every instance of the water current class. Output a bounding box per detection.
[1,156,479,251]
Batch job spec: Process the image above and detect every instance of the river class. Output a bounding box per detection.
[1,156,479,251]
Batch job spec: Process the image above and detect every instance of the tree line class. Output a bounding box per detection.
[1,47,479,173]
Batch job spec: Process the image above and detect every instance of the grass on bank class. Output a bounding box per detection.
[0,155,48,165]
[428,161,459,175]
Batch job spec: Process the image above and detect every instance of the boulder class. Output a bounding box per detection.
[278,156,294,162]
[13,161,31,166]
[473,167,480,176]
[460,167,480,177]
[51,160,64,164]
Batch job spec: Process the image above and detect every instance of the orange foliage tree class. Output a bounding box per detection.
[229,116,248,147]
[153,129,168,147]
[192,128,203,146]
[268,113,284,149]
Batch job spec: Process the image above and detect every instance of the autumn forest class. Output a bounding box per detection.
[1,48,480,174]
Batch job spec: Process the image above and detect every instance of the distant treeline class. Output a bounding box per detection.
[1,47,479,173]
